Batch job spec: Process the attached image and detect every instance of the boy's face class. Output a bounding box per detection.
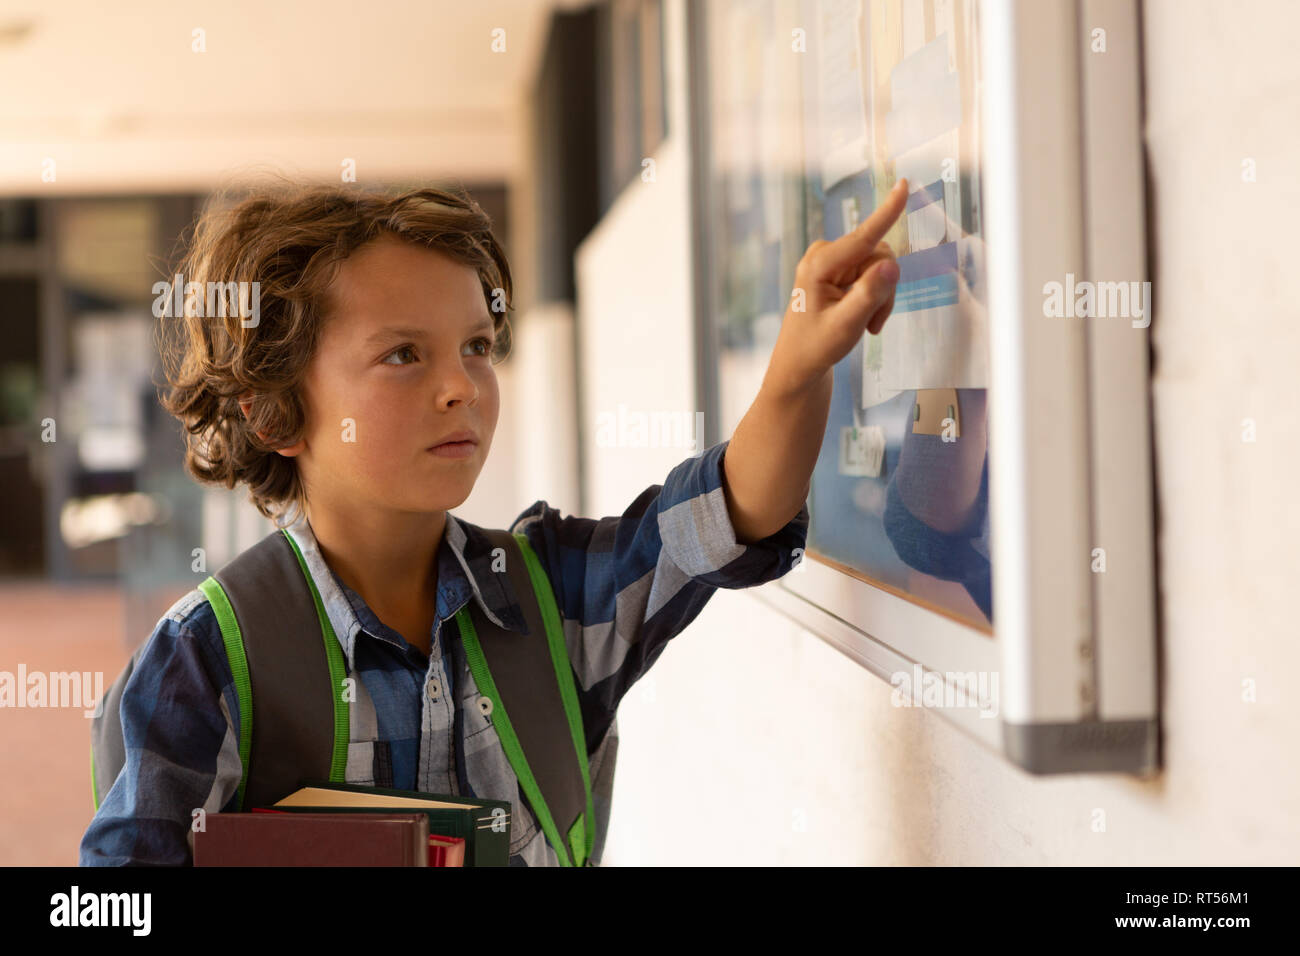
[284,233,500,520]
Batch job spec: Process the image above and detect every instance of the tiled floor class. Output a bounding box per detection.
[0,581,174,866]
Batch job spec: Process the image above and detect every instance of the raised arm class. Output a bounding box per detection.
[722,178,910,544]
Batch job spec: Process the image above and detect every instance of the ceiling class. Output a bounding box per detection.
[0,0,589,195]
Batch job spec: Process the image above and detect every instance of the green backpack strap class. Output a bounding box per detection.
[197,575,255,810]
[458,530,595,866]
[512,531,595,867]
[92,529,349,816]
[198,528,349,811]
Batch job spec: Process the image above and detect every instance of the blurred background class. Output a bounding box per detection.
[2,0,1297,867]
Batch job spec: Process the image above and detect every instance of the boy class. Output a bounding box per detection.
[80,178,906,866]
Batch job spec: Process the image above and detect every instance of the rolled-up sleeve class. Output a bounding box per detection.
[656,439,809,587]
[510,438,809,729]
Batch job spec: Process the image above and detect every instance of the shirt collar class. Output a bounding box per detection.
[281,511,529,670]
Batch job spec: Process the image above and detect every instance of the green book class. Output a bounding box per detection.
[270,782,513,867]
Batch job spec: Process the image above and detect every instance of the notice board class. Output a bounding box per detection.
[701,0,992,633]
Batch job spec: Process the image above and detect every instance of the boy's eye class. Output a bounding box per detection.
[381,337,494,366]
[381,345,418,366]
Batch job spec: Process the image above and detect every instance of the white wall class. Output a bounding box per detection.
[573,0,698,507]
[458,303,580,528]
[573,132,698,504]
[583,0,1300,865]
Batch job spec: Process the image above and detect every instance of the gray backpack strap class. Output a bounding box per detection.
[91,642,146,809]
[468,529,587,847]
[208,528,348,810]
[89,528,345,814]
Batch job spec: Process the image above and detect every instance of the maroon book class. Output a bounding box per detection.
[194,812,430,866]
[251,808,465,866]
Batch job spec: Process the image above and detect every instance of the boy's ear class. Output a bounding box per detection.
[238,393,305,458]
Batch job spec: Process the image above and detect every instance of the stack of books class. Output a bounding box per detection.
[193,781,513,867]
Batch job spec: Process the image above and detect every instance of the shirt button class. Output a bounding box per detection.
[426,678,441,700]
[477,695,494,717]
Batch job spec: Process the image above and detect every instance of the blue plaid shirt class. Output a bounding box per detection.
[80,439,809,866]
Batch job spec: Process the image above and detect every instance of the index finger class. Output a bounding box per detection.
[813,177,909,279]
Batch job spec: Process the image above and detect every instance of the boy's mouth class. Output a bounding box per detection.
[428,430,479,458]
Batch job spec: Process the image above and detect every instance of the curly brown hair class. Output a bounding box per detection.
[154,181,514,527]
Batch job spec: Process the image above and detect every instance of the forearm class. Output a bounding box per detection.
[721,367,832,544]
[718,177,907,545]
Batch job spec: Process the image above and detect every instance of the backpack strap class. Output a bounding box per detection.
[90,528,347,814]
[93,522,594,869]
[91,641,147,810]
[458,530,595,866]
[198,528,349,810]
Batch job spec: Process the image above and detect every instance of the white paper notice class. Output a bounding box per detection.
[817,0,871,192]
[861,21,989,406]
